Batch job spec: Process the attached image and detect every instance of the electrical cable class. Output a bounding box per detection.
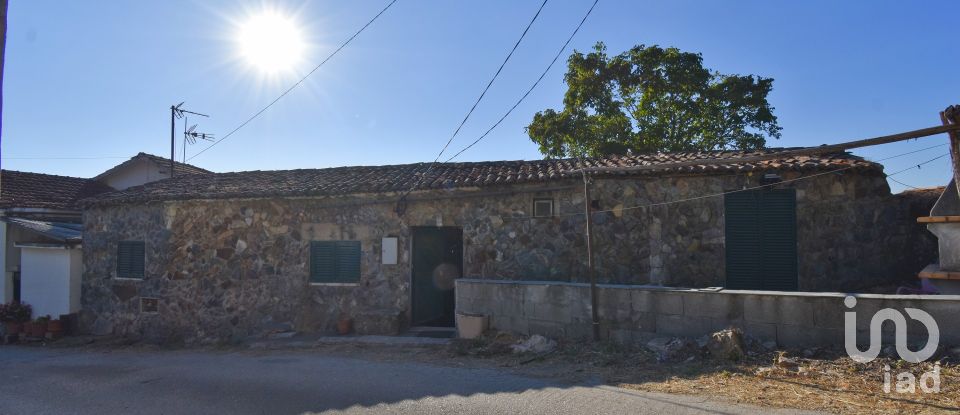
[399,0,550,197]
[186,0,400,162]
[442,0,599,164]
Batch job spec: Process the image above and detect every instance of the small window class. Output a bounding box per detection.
[310,241,361,283]
[533,198,554,218]
[117,241,145,279]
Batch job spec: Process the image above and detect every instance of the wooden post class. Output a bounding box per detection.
[941,105,960,198]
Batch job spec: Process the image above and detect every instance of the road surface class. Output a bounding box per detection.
[0,346,821,414]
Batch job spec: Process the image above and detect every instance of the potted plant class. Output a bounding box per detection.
[32,315,50,338]
[336,314,352,335]
[47,318,64,339]
[0,301,32,336]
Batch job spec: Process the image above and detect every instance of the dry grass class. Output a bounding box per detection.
[447,334,960,414]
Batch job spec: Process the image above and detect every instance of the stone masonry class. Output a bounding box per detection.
[81,170,934,342]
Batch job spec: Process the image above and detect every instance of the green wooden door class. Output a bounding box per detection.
[412,227,462,326]
[724,189,798,291]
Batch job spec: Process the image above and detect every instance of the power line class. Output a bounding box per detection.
[400,0,550,197]
[186,0,399,162]
[884,153,950,176]
[888,177,920,190]
[430,0,549,164]
[443,0,599,163]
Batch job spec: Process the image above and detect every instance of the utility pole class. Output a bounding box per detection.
[170,105,176,177]
[582,172,600,341]
[169,102,209,176]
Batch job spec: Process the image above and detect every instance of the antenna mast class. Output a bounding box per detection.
[170,102,209,176]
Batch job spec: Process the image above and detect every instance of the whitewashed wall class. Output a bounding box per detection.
[100,158,169,191]
[19,246,82,317]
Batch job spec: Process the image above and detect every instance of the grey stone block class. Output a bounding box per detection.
[656,314,703,337]
[655,292,684,315]
[777,325,843,348]
[811,297,845,329]
[490,315,529,334]
[742,295,779,324]
[630,311,657,333]
[631,290,655,313]
[743,322,777,342]
[683,292,743,320]
[776,296,816,326]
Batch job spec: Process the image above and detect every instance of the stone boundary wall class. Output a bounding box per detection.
[455,279,960,347]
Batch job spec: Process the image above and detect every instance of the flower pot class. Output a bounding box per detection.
[22,322,35,337]
[456,313,489,339]
[29,321,47,338]
[4,322,22,336]
[47,319,63,333]
[336,318,353,335]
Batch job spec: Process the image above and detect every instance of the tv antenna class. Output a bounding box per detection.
[181,118,215,163]
[170,102,209,176]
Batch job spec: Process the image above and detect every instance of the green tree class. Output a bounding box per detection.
[527,42,782,158]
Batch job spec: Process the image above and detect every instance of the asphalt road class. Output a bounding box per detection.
[0,347,821,415]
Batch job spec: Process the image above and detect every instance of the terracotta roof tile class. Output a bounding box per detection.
[1,170,115,210]
[85,148,880,206]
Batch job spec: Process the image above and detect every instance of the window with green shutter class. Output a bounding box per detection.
[310,241,361,283]
[117,241,145,279]
[724,189,798,291]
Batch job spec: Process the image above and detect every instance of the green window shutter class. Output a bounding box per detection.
[335,241,361,282]
[758,190,798,291]
[310,241,337,283]
[117,241,145,279]
[310,241,361,283]
[724,192,762,290]
[724,189,797,291]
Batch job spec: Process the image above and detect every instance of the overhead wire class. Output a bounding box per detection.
[442,0,600,164]
[399,0,550,198]
[185,0,400,162]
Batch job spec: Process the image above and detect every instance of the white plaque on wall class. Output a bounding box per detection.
[382,237,398,265]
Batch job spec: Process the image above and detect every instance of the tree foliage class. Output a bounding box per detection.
[527,42,782,158]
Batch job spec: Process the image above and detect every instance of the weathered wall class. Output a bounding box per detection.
[456,279,960,347]
[81,170,930,342]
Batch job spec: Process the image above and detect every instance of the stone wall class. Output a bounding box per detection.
[80,170,932,342]
[455,279,960,347]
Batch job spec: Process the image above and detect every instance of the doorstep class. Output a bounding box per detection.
[248,332,451,350]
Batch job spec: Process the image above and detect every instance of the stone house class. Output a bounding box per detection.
[79,149,936,342]
[0,153,209,317]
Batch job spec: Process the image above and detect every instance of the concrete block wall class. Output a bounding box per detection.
[456,279,960,348]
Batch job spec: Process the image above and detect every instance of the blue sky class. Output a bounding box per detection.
[2,0,957,192]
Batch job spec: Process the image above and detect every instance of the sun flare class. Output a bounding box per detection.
[237,11,305,74]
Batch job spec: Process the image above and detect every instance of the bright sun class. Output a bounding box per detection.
[237,11,305,74]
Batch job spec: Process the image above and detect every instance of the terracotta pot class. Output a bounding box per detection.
[4,322,22,335]
[47,320,63,333]
[22,322,35,337]
[336,318,352,335]
[29,321,47,338]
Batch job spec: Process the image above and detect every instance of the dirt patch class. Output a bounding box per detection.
[444,332,960,415]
